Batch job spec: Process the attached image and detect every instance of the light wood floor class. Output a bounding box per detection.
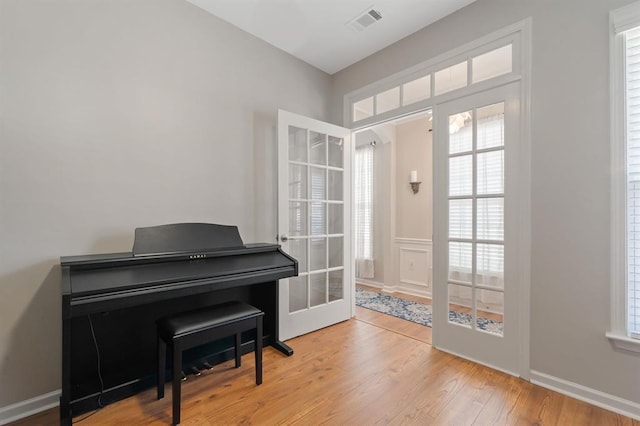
[11,313,639,425]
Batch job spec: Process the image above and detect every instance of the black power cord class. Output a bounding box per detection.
[87,314,105,408]
[73,315,106,424]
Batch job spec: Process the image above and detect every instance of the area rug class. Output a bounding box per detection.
[355,287,503,334]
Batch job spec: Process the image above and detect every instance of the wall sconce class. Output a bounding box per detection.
[410,170,421,194]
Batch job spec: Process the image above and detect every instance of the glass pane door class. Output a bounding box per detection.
[287,128,345,311]
[278,110,351,341]
[447,102,505,335]
[433,83,521,375]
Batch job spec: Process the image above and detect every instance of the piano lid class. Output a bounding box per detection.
[133,223,244,256]
[61,223,298,317]
[69,250,293,298]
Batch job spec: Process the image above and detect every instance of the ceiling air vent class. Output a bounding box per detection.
[347,8,383,32]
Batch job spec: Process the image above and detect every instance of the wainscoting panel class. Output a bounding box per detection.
[399,248,429,286]
[394,238,432,297]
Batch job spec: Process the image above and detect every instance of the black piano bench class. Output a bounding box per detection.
[156,301,264,425]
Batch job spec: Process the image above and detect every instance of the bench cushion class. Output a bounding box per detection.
[158,301,262,338]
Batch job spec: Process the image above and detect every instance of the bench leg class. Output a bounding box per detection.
[256,315,262,385]
[235,333,241,368]
[158,336,166,399]
[172,341,182,426]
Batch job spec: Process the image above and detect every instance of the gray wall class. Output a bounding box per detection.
[395,118,432,240]
[332,0,640,405]
[0,0,331,407]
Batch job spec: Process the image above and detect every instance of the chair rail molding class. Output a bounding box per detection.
[395,237,432,244]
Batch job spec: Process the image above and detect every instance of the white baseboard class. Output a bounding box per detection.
[356,279,432,299]
[396,282,432,299]
[355,278,383,288]
[0,390,60,425]
[530,370,640,421]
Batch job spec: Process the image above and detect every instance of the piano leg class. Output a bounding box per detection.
[272,340,294,356]
[172,341,182,426]
[273,282,293,356]
[60,317,72,426]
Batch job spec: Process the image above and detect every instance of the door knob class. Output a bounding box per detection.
[280,235,289,242]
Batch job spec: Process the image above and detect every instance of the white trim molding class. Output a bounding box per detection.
[611,1,640,34]
[0,390,59,425]
[395,237,432,245]
[606,331,640,353]
[530,370,640,421]
[355,278,384,289]
[517,16,533,383]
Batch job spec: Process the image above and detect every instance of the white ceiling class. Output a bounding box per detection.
[186,0,477,75]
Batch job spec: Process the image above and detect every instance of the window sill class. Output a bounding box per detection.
[606,332,640,353]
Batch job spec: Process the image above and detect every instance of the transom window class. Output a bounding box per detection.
[349,43,513,126]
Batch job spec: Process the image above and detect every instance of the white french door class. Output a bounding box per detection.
[433,83,522,375]
[277,109,352,341]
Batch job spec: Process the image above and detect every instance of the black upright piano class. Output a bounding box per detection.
[60,223,297,425]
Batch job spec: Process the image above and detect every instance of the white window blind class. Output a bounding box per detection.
[355,145,374,278]
[449,114,505,279]
[626,26,640,337]
[310,167,326,236]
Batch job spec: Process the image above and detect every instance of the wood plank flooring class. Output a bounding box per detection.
[10,314,639,425]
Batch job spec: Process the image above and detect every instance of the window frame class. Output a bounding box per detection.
[608,0,640,352]
[344,18,532,378]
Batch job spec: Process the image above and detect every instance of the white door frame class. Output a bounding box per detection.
[342,20,531,379]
